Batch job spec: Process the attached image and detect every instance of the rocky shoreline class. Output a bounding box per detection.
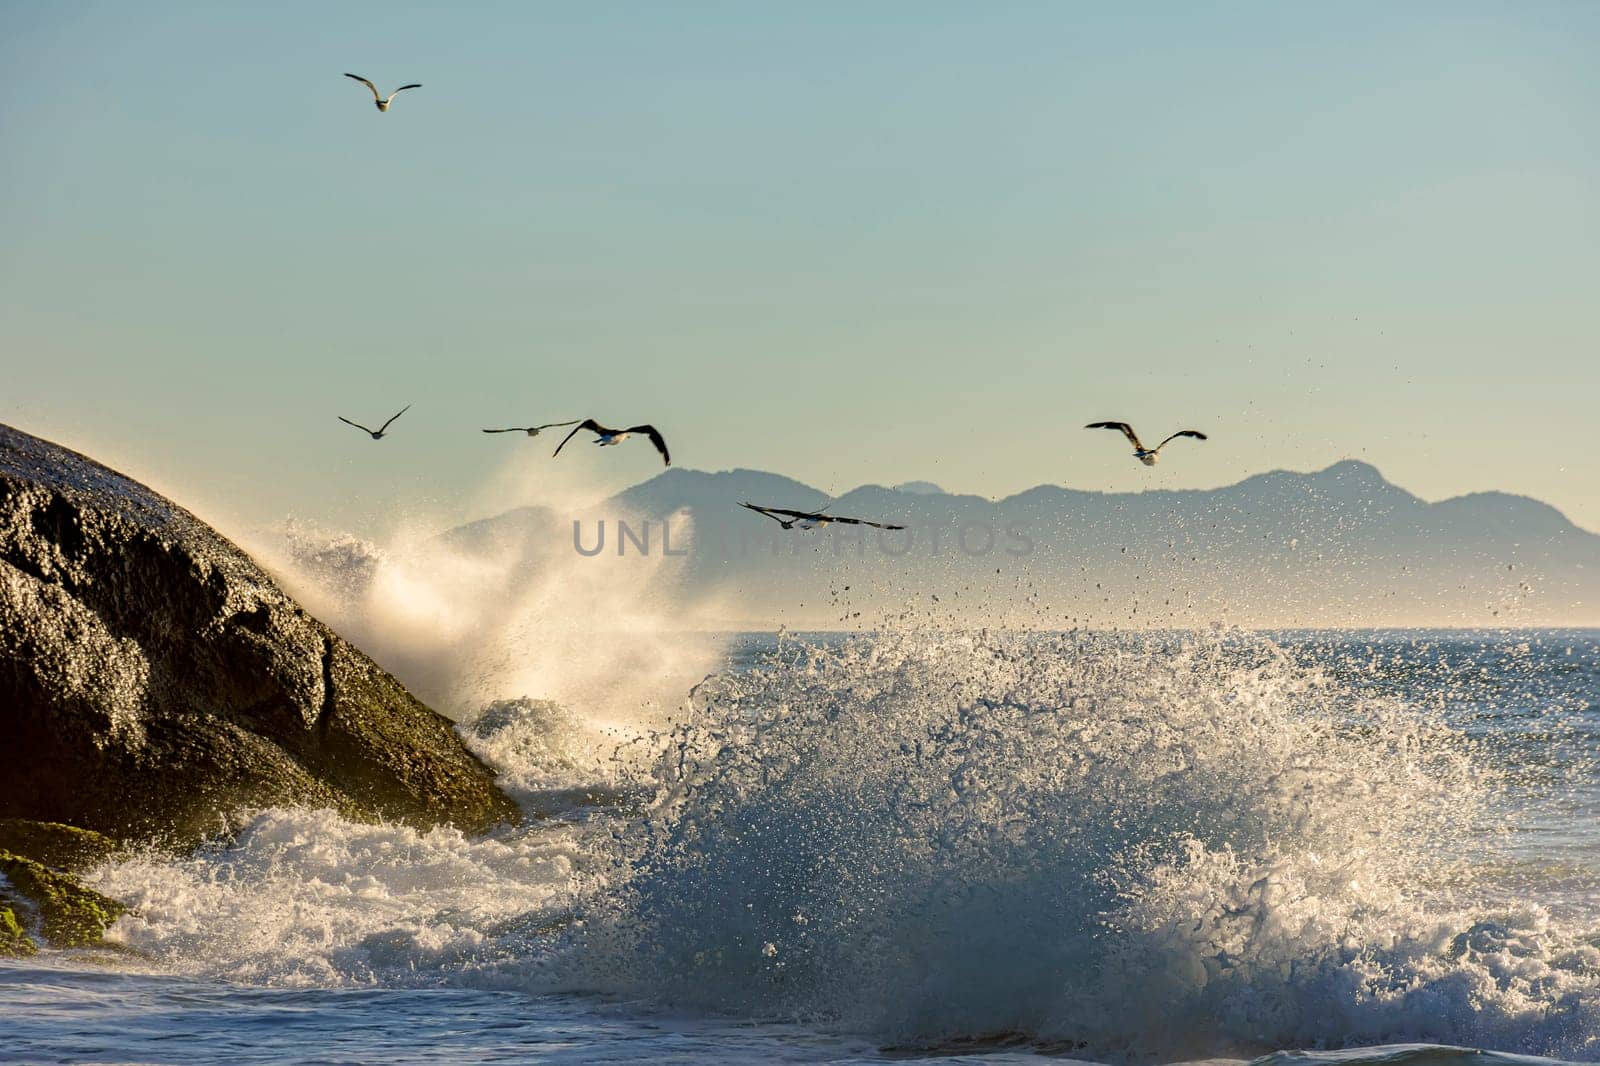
[0,424,521,955]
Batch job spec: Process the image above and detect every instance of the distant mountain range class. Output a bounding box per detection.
[445,461,1599,628]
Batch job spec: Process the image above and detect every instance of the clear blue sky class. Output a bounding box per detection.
[3,1,1596,535]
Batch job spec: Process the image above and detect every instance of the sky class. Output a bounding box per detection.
[2,1,1597,538]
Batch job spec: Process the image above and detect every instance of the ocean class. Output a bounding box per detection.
[4,628,1599,1065]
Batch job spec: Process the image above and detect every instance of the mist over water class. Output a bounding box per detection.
[247,499,728,732]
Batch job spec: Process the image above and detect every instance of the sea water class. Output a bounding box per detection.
[3,628,1598,1065]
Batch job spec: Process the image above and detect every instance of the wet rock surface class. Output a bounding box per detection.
[0,820,118,874]
[0,852,125,949]
[0,423,520,847]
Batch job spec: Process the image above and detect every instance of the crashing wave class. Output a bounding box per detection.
[84,627,1600,1062]
[574,629,1600,1061]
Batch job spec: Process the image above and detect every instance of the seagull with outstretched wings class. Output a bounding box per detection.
[338,404,411,440]
[739,502,905,531]
[344,73,422,112]
[482,420,582,438]
[553,419,671,467]
[1085,421,1207,466]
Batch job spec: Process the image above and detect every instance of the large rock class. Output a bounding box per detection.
[0,424,520,843]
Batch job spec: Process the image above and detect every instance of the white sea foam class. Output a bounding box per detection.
[93,808,591,988]
[81,627,1600,1063]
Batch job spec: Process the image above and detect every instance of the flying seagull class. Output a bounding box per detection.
[344,73,422,112]
[482,420,582,437]
[1086,422,1207,466]
[338,404,411,440]
[552,419,671,466]
[739,502,905,531]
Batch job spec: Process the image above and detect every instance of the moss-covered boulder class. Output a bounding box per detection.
[0,852,124,948]
[0,895,37,957]
[0,423,520,844]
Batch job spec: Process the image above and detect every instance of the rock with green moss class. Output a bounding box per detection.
[0,423,521,845]
[0,852,124,948]
[0,895,37,956]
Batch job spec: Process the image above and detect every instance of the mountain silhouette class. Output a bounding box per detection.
[447,462,1599,628]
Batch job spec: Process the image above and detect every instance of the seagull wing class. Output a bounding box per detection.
[1155,429,1208,450]
[378,404,412,434]
[532,419,583,431]
[626,425,671,466]
[1087,421,1145,450]
[386,83,422,102]
[761,507,817,522]
[822,515,905,530]
[344,73,381,101]
[739,502,790,525]
[338,416,376,434]
[482,428,524,433]
[552,419,602,458]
